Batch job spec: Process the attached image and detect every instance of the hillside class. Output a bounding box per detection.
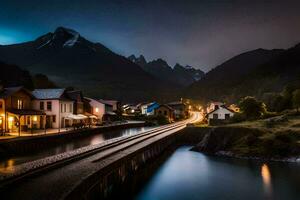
[185,47,291,102]
[0,27,174,102]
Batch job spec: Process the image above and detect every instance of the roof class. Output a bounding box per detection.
[6,108,45,115]
[155,104,174,111]
[98,99,113,106]
[32,89,66,100]
[207,105,235,115]
[0,86,33,99]
[67,90,84,101]
[167,101,185,106]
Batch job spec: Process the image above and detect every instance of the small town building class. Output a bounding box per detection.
[207,105,235,125]
[154,104,175,123]
[99,99,120,112]
[84,97,106,123]
[167,101,188,119]
[207,102,225,113]
[0,86,46,135]
[32,89,74,129]
[141,102,159,116]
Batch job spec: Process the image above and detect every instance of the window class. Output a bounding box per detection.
[40,102,44,110]
[213,114,218,119]
[0,102,3,109]
[52,115,56,123]
[69,104,72,113]
[158,110,162,114]
[225,114,230,120]
[64,104,66,112]
[164,111,167,116]
[27,116,30,125]
[17,99,23,109]
[47,101,52,111]
[60,104,63,112]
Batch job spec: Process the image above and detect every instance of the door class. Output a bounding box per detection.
[225,114,230,120]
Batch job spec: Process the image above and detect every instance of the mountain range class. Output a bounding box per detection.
[128,55,204,86]
[185,44,300,103]
[0,27,175,102]
[0,26,299,104]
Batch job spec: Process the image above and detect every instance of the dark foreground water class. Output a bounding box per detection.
[135,146,300,200]
[0,126,153,173]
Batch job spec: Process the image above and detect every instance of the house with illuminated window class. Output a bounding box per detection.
[32,89,74,129]
[0,86,45,135]
[84,97,106,123]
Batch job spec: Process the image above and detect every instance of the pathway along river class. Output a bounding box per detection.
[0,126,154,173]
[133,146,300,200]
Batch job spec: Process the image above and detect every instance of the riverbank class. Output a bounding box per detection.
[189,114,300,162]
[0,122,145,157]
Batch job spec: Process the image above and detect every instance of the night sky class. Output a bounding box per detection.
[1,0,300,71]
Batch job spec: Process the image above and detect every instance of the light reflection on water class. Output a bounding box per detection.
[0,126,154,173]
[135,146,300,200]
[261,163,273,199]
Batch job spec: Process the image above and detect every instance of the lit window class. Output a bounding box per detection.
[17,100,23,109]
[95,107,99,113]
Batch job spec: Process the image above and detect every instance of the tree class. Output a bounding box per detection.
[239,96,266,119]
[292,89,300,113]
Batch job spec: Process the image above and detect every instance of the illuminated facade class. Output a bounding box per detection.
[0,87,46,135]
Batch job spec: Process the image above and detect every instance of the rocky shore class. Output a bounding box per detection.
[190,126,300,162]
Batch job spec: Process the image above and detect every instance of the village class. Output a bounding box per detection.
[0,84,244,138]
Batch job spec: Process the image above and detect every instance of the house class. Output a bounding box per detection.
[167,101,188,119]
[123,104,138,115]
[98,99,117,122]
[207,102,224,113]
[0,86,46,135]
[32,89,74,129]
[84,98,116,123]
[99,99,120,112]
[207,105,235,125]
[67,90,85,114]
[141,102,159,116]
[154,104,175,123]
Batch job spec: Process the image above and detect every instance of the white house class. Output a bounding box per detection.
[32,89,74,129]
[207,105,235,124]
[207,102,225,113]
[85,97,106,122]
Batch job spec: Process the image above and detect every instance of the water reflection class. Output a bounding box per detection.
[0,159,15,174]
[261,163,273,199]
[134,146,300,200]
[0,126,153,173]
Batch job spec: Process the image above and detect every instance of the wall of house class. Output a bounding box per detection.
[155,107,174,122]
[208,107,234,120]
[60,101,74,128]
[0,99,5,131]
[88,99,105,121]
[32,100,60,128]
[5,90,31,110]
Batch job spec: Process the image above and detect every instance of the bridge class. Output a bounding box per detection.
[0,112,201,200]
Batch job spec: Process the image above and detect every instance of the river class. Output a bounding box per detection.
[134,146,300,200]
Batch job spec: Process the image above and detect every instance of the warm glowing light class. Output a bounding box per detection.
[33,116,38,122]
[8,117,14,122]
[261,163,272,198]
[95,107,99,113]
[131,109,135,113]
[0,119,2,124]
